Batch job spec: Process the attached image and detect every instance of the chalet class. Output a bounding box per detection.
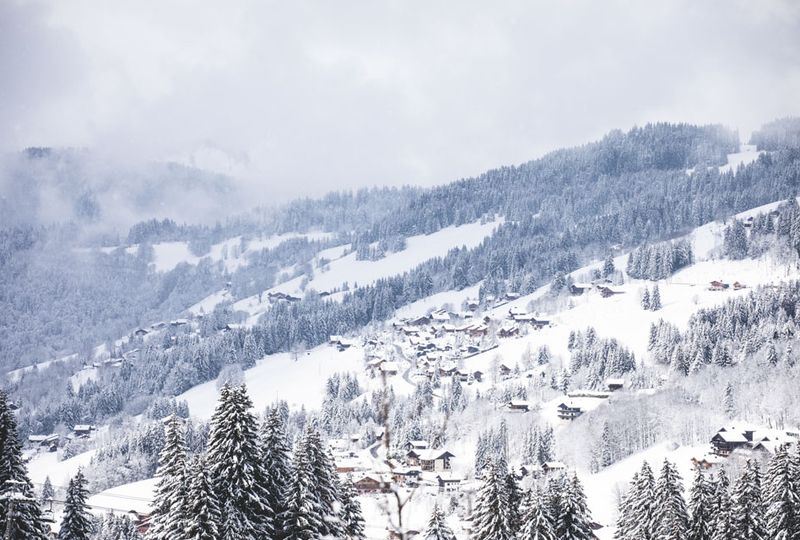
[405,440,429,452]
[498,362,514,378]
[498,323,519,338]
[597,286,624,298]
[379,362,399,376]
[709,280,729,291]
[691,453,723,470]
[353,474,391,494]
[557,401,583,421]
[711,430,749,456]
[267,291,300,302]
[134,328,149,337]
[606,378,625,392]
[72,424,95,438]
[318,291,331,298]
[733,281,746,290]
[542,461,567,474]
[506,400,531,413]
[504,292,521,301]
[467,323,488,337]
[392,466,422,486]
[466,299,480,311]
[570,284,593,295]
[465,345,480,355]
[409,315,432,326]
[169,319,188,327]
[743,216,755,228]
[405,449,423,466]
[517,463,543,478]
[401,326,421,336]
[388,529,420,540]
[436,472,462,492]
[456,369,483,383]
[28,434,59,451]
[437,362,458,377]
[419,450,455,472]
[431,309,451,322]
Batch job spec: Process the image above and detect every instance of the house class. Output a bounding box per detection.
[466,299,480,311]
[388,529,420,540]
[506,400,531,413]
[597,286,624,298]
[409,315,432,326]
[391,466,422,486]
[606,378,625,392]
[517,463,543,478]
[710,427,751,456]
[467,323,488,337]
[431,309,451,322]
[268,291,300,302]
[379,362,399,376]
[72,424,96,438]
[709,280,729,291]
[419,450,455,472]
[498,324,519,338]
[733,281,746,290]
[134,328,149,337]
[405,449,422,466]
[557,401,583,421]
[436,472,462,492]
[542,461,567,474]
[28,434,59,451]
[504,292,521,301]
[569,284,592,295]
[169,319,188,327]
[456,369,483,383]
[691,453,723,470]
[353,474,391,494]
[405,440,429,452]
[498,362,514,378]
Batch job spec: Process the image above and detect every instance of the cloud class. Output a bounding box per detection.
[2,0,799,203]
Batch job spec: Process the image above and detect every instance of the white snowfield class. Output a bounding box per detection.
[99,231,332,273]
[226,217,503,324]
[86,478,156,516]
[27,450,97,489]
[717,144,763,174]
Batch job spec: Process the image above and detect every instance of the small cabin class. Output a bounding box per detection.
[606,378,625,392]
[506,400,531,413]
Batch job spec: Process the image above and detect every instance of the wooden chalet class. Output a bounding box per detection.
[557,401,583,421]
[418,449,455,472]
[506,400,531,413]
[353,474,391,494]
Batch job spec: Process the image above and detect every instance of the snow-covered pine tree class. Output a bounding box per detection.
[282,433,324,540]
[520,489,556,540]
[505,471,524,533]
[424,504,455,540]
[555,473,593,540]
[303,426,344,537]
[471,459,513,540]
[641,288,651,310]
[650,285,662,311]
[184,456,220,540]
[207,384,272,540]
[688,468,713,540]
[148,415,188,540]
[339,477,365,539]
[763,445,799,540]
[731,459,766,540]
[653,459,688,540]
[0,390,49,540]
[602,254,615,278]
[722,383,736,419]
[259,407,293,538]
[58,470,92,540]
[711,469,734,540]
[627,461,656,540]
[40,476,54,505]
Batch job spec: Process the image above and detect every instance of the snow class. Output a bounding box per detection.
[718,144,763,174]
[231,218,503,324]
[27,450,97,489]
[87,478,156,516]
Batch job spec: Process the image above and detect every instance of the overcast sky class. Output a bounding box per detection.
[2,0,799,201]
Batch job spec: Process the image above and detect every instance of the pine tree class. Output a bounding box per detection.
[764,446,799,540]
[0,390,49,540]
[688,468,713,540]
[731,459,766,540]
[184,457,220,540]
[722,383,736,419]
[282,433,324,540]
[424,504,455,540]
[471,459,513,540]
[505,472,524,533]
[40,476,54,505]
[303,427,344,537]
[602,255,615,278]
[555,473,593,540]
[339,477,365,540]
[520,489,556,540]
[711,469,734,540]
[58,470,92,540]
[207,384,272,540]
[641,288,651,310]
[650,285,662,311]
[148,416,188,540]
[628,461,657,540]
[259,407,293,538]
[653,459,688,540]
